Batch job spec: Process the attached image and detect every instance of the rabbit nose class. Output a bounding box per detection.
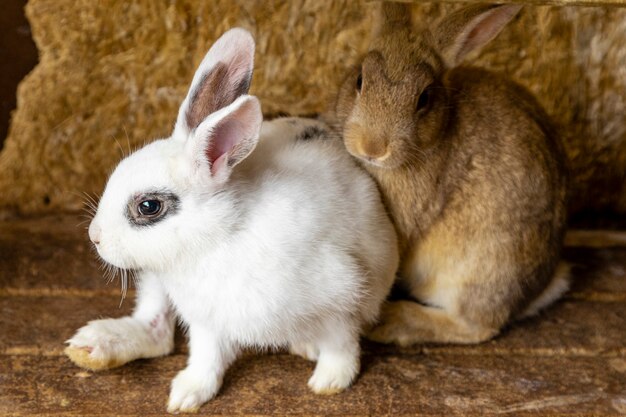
[88,222,102,245]
[356,138,389,160]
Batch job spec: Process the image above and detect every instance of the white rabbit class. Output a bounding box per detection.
[65,28,398,414]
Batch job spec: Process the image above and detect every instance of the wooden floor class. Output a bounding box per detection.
[1,215,625,416]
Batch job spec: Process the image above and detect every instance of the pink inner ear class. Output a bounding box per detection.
[459,7,521,62]
[207,117,242,175]
[210,154,228,176]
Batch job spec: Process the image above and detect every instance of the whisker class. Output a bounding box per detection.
[119,268,127,307]
[76,218,92,228]
[129,269,139,288]
[82,202,97,213]
[108,265,117,284]
[70,191,98,216]
[102,262,116,285]
[111,135,126,160]
[82,191,99,207]
[122,126,132,156]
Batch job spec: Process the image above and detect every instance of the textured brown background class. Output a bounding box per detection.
[0,0,624,216]
[0,0,37,151]
[1,215,625,415]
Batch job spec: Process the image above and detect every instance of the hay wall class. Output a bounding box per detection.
[0,0,624,215]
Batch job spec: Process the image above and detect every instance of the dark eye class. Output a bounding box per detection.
[356,72,363,92]
[138,200,162,216]
[127,192,179,227]
[416,86,431,112]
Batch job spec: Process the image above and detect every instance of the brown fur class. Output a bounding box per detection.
[326,3,569,345]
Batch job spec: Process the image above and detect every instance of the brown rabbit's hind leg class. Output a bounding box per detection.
[367,300,499,346]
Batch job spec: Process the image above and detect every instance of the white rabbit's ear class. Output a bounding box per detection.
[174,28,255,138]
[187,95,262,185]
[435,4,521,68]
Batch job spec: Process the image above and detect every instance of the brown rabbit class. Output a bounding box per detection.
[326,3,569,345]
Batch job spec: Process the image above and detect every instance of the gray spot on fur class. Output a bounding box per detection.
[296,125,327,141]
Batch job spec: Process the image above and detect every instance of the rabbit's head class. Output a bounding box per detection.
[332,4,521,169]
[88,28,262,271]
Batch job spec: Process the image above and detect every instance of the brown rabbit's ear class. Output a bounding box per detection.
[435,4,522,68]
[374,1,412,37]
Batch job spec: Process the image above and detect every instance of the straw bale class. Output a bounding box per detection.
[0,0,624,215]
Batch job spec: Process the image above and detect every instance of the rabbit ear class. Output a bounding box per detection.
[174,28,255,138]
[435,4,521,68]
[375,2,412,37]
[187,95,262,185]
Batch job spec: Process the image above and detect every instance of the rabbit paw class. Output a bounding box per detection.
[65,315,173,371]
[368,301,498,345]
[289,342,319,362]
[307,353,358,395]
[167,368,221,414]
[367,301,439,346]
[367,302,418,346]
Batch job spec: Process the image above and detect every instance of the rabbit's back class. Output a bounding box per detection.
[249,118,394,242]
[443,67,568,225]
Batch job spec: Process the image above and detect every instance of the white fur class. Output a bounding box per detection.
[68,28,398,414]
[65,272,175,365]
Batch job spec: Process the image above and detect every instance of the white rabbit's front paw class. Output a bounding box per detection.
[307,352,359,395]
[167,368,221,414]
[64,315,174,371]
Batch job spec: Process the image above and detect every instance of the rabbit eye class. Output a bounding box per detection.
[127,191,180,227]
[138,200,162,216]
[416,87,431,112]
[356,72,363,92]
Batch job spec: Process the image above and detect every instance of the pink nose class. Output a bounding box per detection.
[88,222,102,245]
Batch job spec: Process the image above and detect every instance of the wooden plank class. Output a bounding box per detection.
[1,295,624,358]
[1,216,625,416]
[0,215,104,291]
[564,246,626,300]
[0,296,133,356]
[403,0,626,8]
[565,230,626,248]
[1,353,624,416]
